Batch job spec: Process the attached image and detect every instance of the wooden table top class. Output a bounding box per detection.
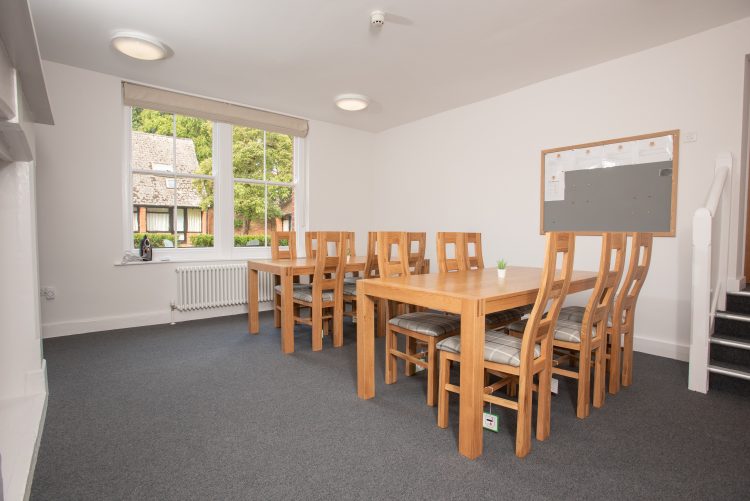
[359,266,598,311]
[248,256,367,274]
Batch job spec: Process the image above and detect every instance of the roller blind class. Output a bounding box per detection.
[122,82,309,137]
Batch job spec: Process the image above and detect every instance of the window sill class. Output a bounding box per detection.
[114,257,256,266]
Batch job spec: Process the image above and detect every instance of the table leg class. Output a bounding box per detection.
[357,290,376,399]
[280,271,294,354]
[248,267,259,334]
[458,299,485,460]
[273,275,281,328]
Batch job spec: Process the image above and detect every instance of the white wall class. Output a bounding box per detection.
[372,17,750,361]
[34,61,375,337]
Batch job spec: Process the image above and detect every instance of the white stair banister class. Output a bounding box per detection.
[689,152,732,393]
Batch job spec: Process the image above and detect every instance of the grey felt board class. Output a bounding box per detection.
[543,160,673,232]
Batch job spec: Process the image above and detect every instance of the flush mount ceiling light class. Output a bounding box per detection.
[335,94,369,111]
[111,31,171,61]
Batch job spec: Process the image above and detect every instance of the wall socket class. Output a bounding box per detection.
[40,286,56,300]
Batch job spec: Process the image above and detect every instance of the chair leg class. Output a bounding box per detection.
[273,294,281,328]
[385,327,398,384]
[622,330,634,387]
[311,306,323,352]
[536,363,552,441]
[426,339,438,406]
[333,302,344,348]
[437,351,451,428]
[593,343,606,409]
[577,347,591,419]
[405,336,417,376]
[607,329,621,395]
[515,371,533,458]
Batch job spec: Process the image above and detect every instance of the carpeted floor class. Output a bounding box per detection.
[31,312,750,500]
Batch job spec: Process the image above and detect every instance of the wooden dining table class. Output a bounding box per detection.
[355,265,598,460]
[247,256,368,353]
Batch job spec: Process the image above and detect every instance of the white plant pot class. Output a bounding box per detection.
[497,269,506,278]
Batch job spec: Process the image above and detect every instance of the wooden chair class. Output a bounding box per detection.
[437,232,576,458]
[556,233,652,395]
[279,231,347,351]
[305,231,318,258]
[343,232,378,322]
[271,231,298,328]
[516,233,626,418]
[615,233,653,391]
[436,232,523,329]
[406,232,428,275]
[378,231,460,406]
[465,232,484,270]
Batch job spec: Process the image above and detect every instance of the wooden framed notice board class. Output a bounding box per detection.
[540,130,679,237]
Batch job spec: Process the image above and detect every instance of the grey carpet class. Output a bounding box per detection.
[31,313,750,500]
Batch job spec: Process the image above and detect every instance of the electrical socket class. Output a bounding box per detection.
[40,286,56,300]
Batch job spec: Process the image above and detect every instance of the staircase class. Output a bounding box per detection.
[709,290,750,385]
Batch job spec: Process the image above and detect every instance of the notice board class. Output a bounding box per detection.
[541,130,679,236]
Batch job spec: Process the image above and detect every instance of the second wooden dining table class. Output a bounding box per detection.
[355,265,598,460]
[247,256,368,353]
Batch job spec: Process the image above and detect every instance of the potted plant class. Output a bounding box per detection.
[496,259,507,278]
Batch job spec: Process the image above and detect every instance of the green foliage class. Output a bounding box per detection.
[189,234,214,247]
[496,258,507,269]
[234,234,269,247]
[133,233,174,248]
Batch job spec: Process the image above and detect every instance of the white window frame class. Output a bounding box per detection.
[122,106,306,262]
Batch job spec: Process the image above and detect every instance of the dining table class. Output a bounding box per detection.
[247,256,368,353]
[355,265,598,460]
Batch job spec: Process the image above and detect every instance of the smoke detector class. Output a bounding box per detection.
[370,10,385,26]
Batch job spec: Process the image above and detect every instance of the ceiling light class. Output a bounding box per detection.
[335,94,369,111]
[111,31,170,61]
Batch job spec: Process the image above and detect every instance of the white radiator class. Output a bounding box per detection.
[174,264,275,311]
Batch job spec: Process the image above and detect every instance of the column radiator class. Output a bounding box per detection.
[174,264,274,311]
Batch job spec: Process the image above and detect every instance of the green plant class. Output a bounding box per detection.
[233,234,269,247]
[133,233,175,248]
[189,234,214,247]
[496,259,507,270]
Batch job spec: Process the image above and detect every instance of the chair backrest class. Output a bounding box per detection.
[407,232,427,275]
[376,232,410,278]
[363,231,379,278]
[271,231,297,260]
[305,231,318,258]
[436,232,468,273]
[579,233,628,344]
[311,231,346,295]
[436,232,485,272]
[464,233,484,270]
[307,231,354,259]
[613,233,653,331]
[521,232,576,363]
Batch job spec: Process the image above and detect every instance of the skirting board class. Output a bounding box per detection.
[633,333,689,362]
[42,303,272,338]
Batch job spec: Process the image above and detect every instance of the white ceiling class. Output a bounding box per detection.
[30,0,750,132]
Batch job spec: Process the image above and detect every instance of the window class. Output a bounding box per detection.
[126,107,299,258]
[130,108,214,248]
[232,127,295,247]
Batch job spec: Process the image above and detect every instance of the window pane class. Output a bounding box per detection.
[175,114,213,177]
[132,208,139,232]
[187,208,202,232]
[177,178,213,248]
[176,208,185,232]
[232,126,264,180]
[147,208,170,232]
[131,108,175,172]
[265,132,293,184]
[268,183,294,235]
[233,183,267,247]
